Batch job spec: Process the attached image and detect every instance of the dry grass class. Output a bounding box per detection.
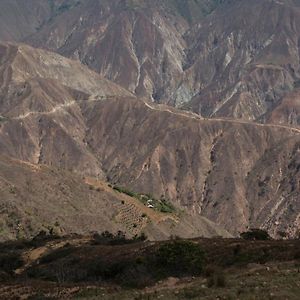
[1,237,300,299]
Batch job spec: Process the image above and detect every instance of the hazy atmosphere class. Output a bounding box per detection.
[0,1,299,299]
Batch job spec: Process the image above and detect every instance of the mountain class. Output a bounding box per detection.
[0,41,230,240]
[82,97,300,237]
[0,42,299,238]
[22,0,226,106]
[184,0,300,123]
[0,41,131,177]
[0,0,50,42]
[0,155,229,241]
[1,1,300,298]
[2,0,296,125]
[0,1,299,240]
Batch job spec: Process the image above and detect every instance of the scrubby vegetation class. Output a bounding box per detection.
[0,252,23,274]
[112,185,175,213]
[91,231,147,245]
[0,115,8,123]
[0,230,63,277]
[207,271,226,288]
[240,228,271,241]
[113,186,138,198]
[154,240,205,276]
[2,234,300,298]
[22,239,206,287]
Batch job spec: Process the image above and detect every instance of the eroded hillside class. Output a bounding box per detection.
[2,0,300,125]
[0,155,229,241]
[0,42,299,238]
[7,0,299,125]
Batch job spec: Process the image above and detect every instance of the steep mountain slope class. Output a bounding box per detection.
[26,0,190,102]
[0,0,226,43]
[0,42,299,237]
[185,0,300,122]
[0,0,50,42]
[2,0,300,124]
[18,0,300,124]
[264,89,300,126]
[0,0,83,42]
[0,42,131,177]
[23,0,228,105]
[83,97,300,237]
[0,155,230,241]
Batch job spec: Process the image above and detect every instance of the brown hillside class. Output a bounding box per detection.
[0,155,229,241]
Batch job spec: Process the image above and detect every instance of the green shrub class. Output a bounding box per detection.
[91,231,147,245]
[113,186,138,198]
[240,229,271,240]
[155,240,205,276]
[0,252,23,274]
[112,186,175,213]
[157,199,175,213]
[233,244,241,255]
[182,288,200,299]
[27,230,60,248]
[133,232,147,242]
[0,116,8,123]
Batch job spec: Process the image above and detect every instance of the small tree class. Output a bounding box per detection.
[155,240,205,276]
[240,228,271,240]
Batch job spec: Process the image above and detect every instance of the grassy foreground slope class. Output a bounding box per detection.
[0,236,300,299]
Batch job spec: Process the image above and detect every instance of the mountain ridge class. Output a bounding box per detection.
[7,0,298,125]
[0,1,299,240]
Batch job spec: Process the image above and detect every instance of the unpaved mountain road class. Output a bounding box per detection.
[143,101,300,134]
[8,96,300,135]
